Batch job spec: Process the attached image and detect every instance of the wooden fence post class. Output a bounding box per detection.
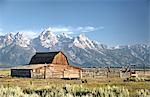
[44,66,46,79]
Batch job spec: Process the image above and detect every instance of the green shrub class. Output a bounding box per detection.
[25,85,129,97]
[125,77,150,82]
[0,86,39,97]
[136,89,150,97]
[1,84,149,97]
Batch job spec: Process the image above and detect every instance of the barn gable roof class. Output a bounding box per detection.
[29,51,60,64]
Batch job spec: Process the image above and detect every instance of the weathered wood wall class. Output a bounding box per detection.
[31,64,82,79]
[46,64,81,79]
[52,52,69,65]
[11,52,81,79]
[63,70,80,78]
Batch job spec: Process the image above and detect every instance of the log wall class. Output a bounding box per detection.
[32,64,81,79]
[52,52,69,65]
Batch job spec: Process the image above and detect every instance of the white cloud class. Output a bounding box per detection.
[49,27,70,32]
[76,26,97,32]
[0,26,103,37]
[0,32,4,36]
[0,29,39,38]
[0,28,5,36]
[16,30,39,38]
[47,26,101,34]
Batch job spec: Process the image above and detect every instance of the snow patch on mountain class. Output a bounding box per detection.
[0,32,30,48]
[13,32,30,47]
[0,28,149,68]
[0,33,14,48]
[39,28,58,48]
[73,34,95,49]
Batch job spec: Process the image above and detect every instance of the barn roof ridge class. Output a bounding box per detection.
[29,51,65,64]
[35,51,61,54]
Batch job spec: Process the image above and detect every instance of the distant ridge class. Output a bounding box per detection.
[0,28,149,68]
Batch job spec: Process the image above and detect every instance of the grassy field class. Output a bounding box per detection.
[0,69,150,97]
[0,69,10,75]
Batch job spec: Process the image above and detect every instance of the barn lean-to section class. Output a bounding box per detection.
[11,51,82,79]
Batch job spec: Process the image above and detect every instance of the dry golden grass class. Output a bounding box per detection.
[0,69,10,75]
[0,69,150,96]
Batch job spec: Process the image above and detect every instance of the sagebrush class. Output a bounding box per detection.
[0,85,150,97]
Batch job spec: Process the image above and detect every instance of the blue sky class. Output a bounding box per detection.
[0,0,149,46]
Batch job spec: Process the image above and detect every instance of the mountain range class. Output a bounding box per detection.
[0,28,149,68]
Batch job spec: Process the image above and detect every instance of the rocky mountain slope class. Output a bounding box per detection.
[0,28,149,68]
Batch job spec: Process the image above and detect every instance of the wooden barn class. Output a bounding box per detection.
[11,51,82,79]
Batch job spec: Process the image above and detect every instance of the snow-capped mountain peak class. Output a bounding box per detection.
[13,32,30,47]
[39,29,58,48]
[0,28,149,68]
[4,33,14,45]
[0,33,14,48]
[78,34,87,41]
[59,32,72,39]
[73,34,95,49]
